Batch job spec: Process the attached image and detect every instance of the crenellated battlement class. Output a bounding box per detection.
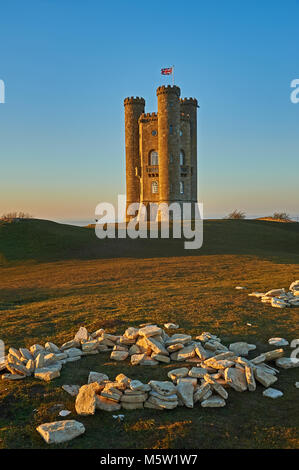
[156,85,181,97]
[139,112,158,122]
[124,96,145,106]
[180,97,198,107]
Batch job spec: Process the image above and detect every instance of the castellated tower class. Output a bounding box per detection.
[124,85,198,221]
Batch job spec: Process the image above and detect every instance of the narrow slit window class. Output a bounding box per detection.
[152,180,158,194]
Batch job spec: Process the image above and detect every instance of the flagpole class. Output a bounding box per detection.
[172,65,175,85]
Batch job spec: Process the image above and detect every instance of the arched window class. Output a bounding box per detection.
[149,150,158,166]
[180,150,185,166]
[151,180,158,194]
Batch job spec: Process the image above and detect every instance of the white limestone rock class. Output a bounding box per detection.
[36,420,85,444]
[62,384,80,396]
[177,381,194,408]
[229,342,256,356]
[268,338,289,347]
[88,371,109,384]
[275,357,299,369]
[201,396,226,408]
[75,383,100,416]
[263,388,283,399]
[74,327,89,342]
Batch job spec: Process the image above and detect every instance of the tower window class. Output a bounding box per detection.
[180,150,185,166]
[180,181,184,194]
[149,150,158,166]
[152,130,157,136]
[180,129,183,136]
[169,125,173,135]
[169,153,173,163]
[152,180,158,194]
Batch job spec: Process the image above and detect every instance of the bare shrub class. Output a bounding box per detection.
[272,212,291,222]
[224,210,246,220]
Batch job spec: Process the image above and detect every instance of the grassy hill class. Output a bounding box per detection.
[0,218,298,449]
[0,218,299,264]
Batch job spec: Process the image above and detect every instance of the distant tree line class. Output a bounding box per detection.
[0,211,34,222]
[224,210,293,221]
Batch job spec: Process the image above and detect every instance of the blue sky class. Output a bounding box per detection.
[0,0,298,221]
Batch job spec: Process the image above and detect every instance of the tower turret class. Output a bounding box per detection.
[156,85,181,206]
[124,96,145,219]
[180,97,199,202]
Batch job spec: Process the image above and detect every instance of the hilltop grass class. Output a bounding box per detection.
[0,219,298,449]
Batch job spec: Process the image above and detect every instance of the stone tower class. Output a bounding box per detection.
[124,85,198,221]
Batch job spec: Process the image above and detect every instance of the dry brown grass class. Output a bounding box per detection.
[0,252,298,449]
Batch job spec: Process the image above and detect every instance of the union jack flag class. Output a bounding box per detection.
[161,67,173,75]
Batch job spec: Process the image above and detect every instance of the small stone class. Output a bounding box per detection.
[30,344,45,357]
[131,353,146,365]
[252,349,284,364]
[19,348,33,361]
[164,323,179,329]
[146,337,168,356]
[245,365,256,391]
[165,334,192,346]
[168,367,189,381]
[151,353,170,363]
[194,343,209,360]
[75,383,100,416]
[36,420,85,444]
[110,350,129,361]
[130,380,151,392]
[59,410,71,417]
[254,368,278,387]
[138,325,162,338]
[149,380,177,396]
[129,344,141,355]
[224,367,247,392]
[2,373,26,380]
[167,343,184,352]
[201,396,226,408]
[45,342,61,354]
[62,385,80,396]
[275,357,299,369]
[268,338,289,347]
[229,342,256,356]
[121,394,147,403]
[177,382,194,408]
[146,395,178,410]
[35,367,60,382]
[35,353,45,369]
[124,327,139,340]
[88,371,109,384]
[193,383,211,403]
[61,339,80,351]
[177,344,196,361]
[26,359,35,373]
[271,298,288,308]
[81,340,99,352]
[188,367,207,378]
[66,348,83,358]
[96,396,121,412]
[44,353,57,366]
[141,356,158,366]
[91,328,105,338]
[115,373,131,386]
[74,327,89,342]
[295,382,299,388]
[263,388,283,399]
